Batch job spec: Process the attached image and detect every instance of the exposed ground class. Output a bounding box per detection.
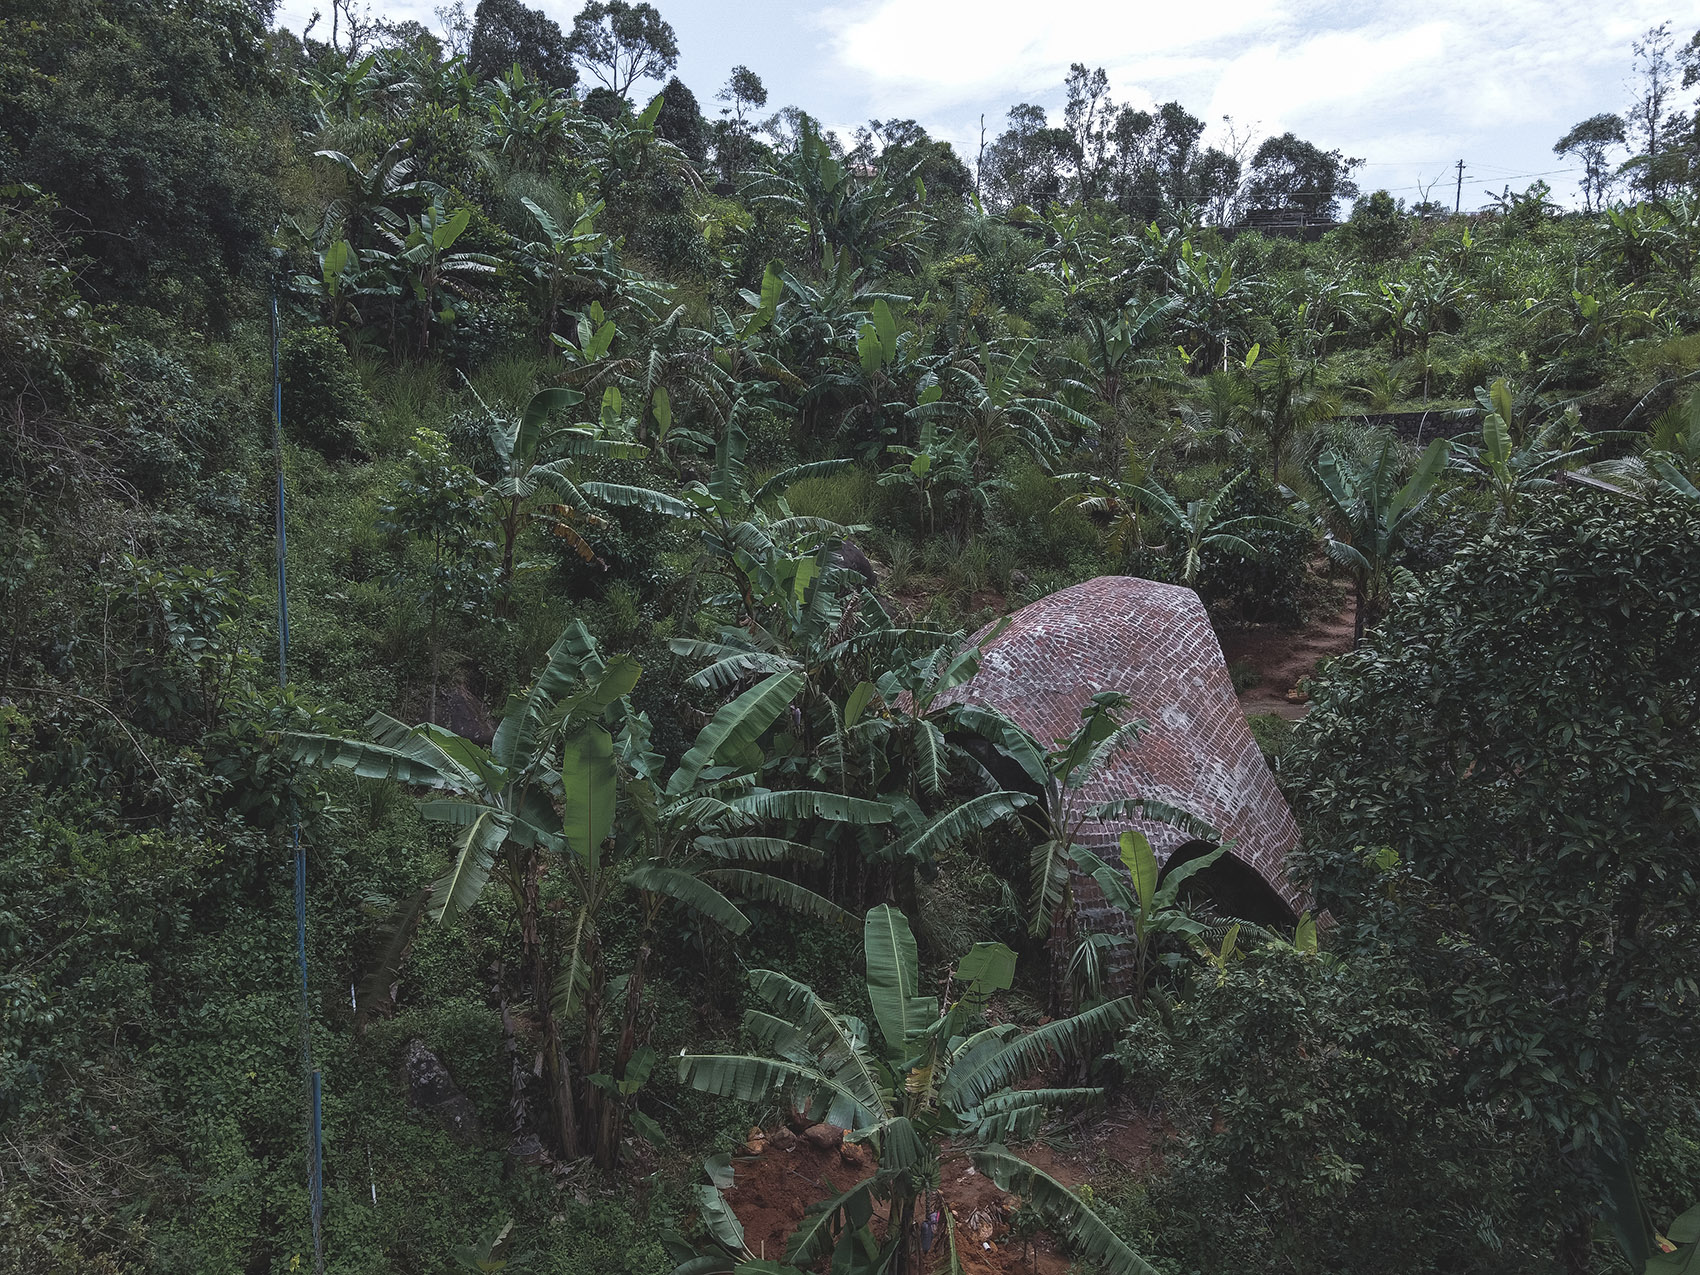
[722,1107,1162,1273]
[1219,587,1357,719]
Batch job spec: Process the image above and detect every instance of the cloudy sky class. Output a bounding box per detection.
[277,0,1698,210]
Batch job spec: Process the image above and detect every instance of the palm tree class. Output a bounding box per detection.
[678,905,1160,1275]
[1310,437,1451,645]
[1175,367,1255,454]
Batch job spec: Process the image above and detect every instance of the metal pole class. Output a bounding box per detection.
[273,291,325,1275]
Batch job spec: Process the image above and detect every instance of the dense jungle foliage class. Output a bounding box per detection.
[2,3,1699,1273]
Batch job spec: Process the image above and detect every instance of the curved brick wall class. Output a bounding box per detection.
[936,575,1305,916]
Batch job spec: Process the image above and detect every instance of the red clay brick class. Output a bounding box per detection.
[936,576,1305,915]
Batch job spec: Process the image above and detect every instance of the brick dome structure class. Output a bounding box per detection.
[936,575,1305,922]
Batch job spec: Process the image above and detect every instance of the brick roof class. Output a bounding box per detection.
[935,575,1305,914]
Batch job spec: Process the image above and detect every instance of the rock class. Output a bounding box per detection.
[840,1140,872,1169]
[835,541,879,589]
[767,1126,798,1152]
[402,1039,483,1145]
[431,681,496,746]
[785,1104,813,1132]
[1008,569,1031,592]
[801,1122,844,1151]
[744,1126,767,1155]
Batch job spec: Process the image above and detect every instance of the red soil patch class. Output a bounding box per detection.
[721,1107,1164,1274]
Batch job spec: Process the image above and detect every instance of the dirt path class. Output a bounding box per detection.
[1220,588,1358,720]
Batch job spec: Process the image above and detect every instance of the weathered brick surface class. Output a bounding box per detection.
[936,575,1305,915]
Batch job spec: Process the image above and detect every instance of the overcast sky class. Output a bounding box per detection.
[277,0,1700,211]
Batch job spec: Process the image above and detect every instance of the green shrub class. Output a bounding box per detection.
[280,325,372,460]
[1127,948,1547,1274]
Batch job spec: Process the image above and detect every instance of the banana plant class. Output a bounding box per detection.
[1122,468,1298,586]
[283,623,637,1159]
[512,194,613,353]
[548,638,883,1168]
[1056,440,1155,565]
[676,905,1159,1275]
[1067,831,1227,1006]
[1249,340,1340,482]
[464,380,648,604]
[313,137,426,250]
[946,691,1218,942]
[586,399,849,620]
[912,336,1093,476]
[1451,381,1595,522]
[1311,437,1452,646]
[878,419,993,535]
[483,64,571,173]
[1060,297,1180,447]
[1594,387,1700,501]
[380,198,499,352]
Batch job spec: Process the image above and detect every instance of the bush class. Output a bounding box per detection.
[280,326,372,460]
[1127,948,1549,1274]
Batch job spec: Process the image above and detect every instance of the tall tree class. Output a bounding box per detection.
[1625,22,1680,197]
[1240,132,1362,222]
[467,0,576,90]
[1062,63,1113,203]
[654,74,705,161]
[982,103,1071,210]
[567,0,678,98]
[1554,113,1626,211]
[715,63,766,129]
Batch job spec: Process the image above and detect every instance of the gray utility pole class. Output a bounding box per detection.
[1454,159,1465,214]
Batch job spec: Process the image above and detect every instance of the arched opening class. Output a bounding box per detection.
[1160,839,1299,929]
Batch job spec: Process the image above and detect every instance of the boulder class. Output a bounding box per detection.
[801,1122,844,1151]
[401,1039,483,1145]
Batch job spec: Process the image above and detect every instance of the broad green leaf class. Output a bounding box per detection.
[600,385,623,430]
[872,298,897,360]
[1119,830,1159,920]
[669,671,805,796]
[626,863,750,934]
[650,384,672,439]
[560,725,616,865]
[431,807,511,923]
[971,1146,1158,1275]
[844,680,876,728]
[864,904,933,1061]
[1294,912,1318,954]
[695,1183,745,1251]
